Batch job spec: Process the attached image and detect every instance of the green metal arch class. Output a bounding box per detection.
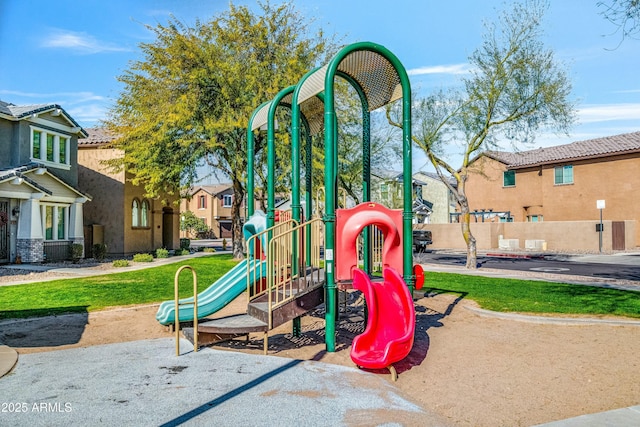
[322,41,413,352]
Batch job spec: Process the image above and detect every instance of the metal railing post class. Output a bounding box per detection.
[174,265,198,356]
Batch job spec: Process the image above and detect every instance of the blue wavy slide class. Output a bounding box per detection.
[155,259,266,326]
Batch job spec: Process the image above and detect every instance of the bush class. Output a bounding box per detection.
[93,243,107,260]
[133,253,154,262]
[69,243,84,263]
[112,259,129,267]
[156,248,169,258]
[179,249,190,256]
[203,247,216,253]
[179,238,191,250]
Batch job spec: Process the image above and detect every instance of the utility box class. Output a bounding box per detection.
[498,238,519,250]
[525,239,546,251]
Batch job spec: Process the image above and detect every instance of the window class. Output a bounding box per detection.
[59,137,67,164]
[554,165,573,185]
[46,134,55,162]
[503,170,516,187]
[132,198,151,228]
[132,199,140,227]
[223,194,232,207]
[33,130,42,158]
[527,215,543,222]
[198,195,207,209]
[30,127,71,168]
[380,183,389,202]
[42,205,67,240]
[141,199,150,227]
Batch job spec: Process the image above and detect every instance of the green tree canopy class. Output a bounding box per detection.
[180,210,209,238]
[388,0,576,268]
[104,1,337,258]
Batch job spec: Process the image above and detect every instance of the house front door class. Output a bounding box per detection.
[612,221,625,251]
[162,207,174,250]
[0,199,9,263]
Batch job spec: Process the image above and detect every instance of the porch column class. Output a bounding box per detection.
[16,198,44,262]
[69,199,86,256]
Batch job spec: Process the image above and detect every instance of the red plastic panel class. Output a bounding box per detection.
[335,202,403,281]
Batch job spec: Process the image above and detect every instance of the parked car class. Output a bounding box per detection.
[413,229,432,252]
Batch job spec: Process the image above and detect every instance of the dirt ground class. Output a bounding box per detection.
[2,288,639,427]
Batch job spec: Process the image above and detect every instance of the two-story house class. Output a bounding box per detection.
[465,131,640,247]
[181,184,237,239]
[0,100,91,263]
[77,128,180,257]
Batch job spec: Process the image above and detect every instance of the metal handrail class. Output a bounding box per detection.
[266,218,324,329]
[246,219,298,303]
[174,265,198,356]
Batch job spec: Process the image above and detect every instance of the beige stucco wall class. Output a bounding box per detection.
[78,147,180,256]
[465,153,640,243]
[78,147,126,255]
[417,220,636,252]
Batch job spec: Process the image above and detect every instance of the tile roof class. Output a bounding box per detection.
[485,131,640,168]
[190,184,233,197]
[80,127,116,146]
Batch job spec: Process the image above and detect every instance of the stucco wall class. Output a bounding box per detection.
[77,147,126,255]
[417,220,637,252]
[465,153,640,243]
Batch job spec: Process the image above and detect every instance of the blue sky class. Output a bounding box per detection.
[1,0,639,173]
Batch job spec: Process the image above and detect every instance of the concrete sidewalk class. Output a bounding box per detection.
[0,251,228,286]
[0,338,444,427]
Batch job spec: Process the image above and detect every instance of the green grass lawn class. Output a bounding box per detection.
[423,272,640,318]
[0,254,239,320]
[0,255,638,320]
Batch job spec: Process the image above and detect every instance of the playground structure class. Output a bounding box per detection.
[158,41,417,378]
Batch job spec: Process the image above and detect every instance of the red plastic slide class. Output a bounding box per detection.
[350,267,416,376]
[335,202,403,281]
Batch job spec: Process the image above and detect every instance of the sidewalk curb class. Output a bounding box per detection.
[465,305,640,326]
[0,345,18,378]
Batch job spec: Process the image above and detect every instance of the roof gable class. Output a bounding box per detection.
[0,163,91,201]
[190,184,233,197]
[0,99,87,137]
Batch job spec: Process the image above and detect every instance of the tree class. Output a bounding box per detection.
[335,84,402,206]
[388,0,575,269]
[598,0,640,45]
[180,211,209,238]
[104,1,336,259]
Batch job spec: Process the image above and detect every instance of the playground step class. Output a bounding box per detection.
[247,283,324,329]
[181,314,269,347]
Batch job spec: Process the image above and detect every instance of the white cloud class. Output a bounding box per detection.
[612,89,640,94]
[578,103,640,123]
[66,104,108,126]
[407,64,471,76]
[41,29,130,54]
[0,89,107,104]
